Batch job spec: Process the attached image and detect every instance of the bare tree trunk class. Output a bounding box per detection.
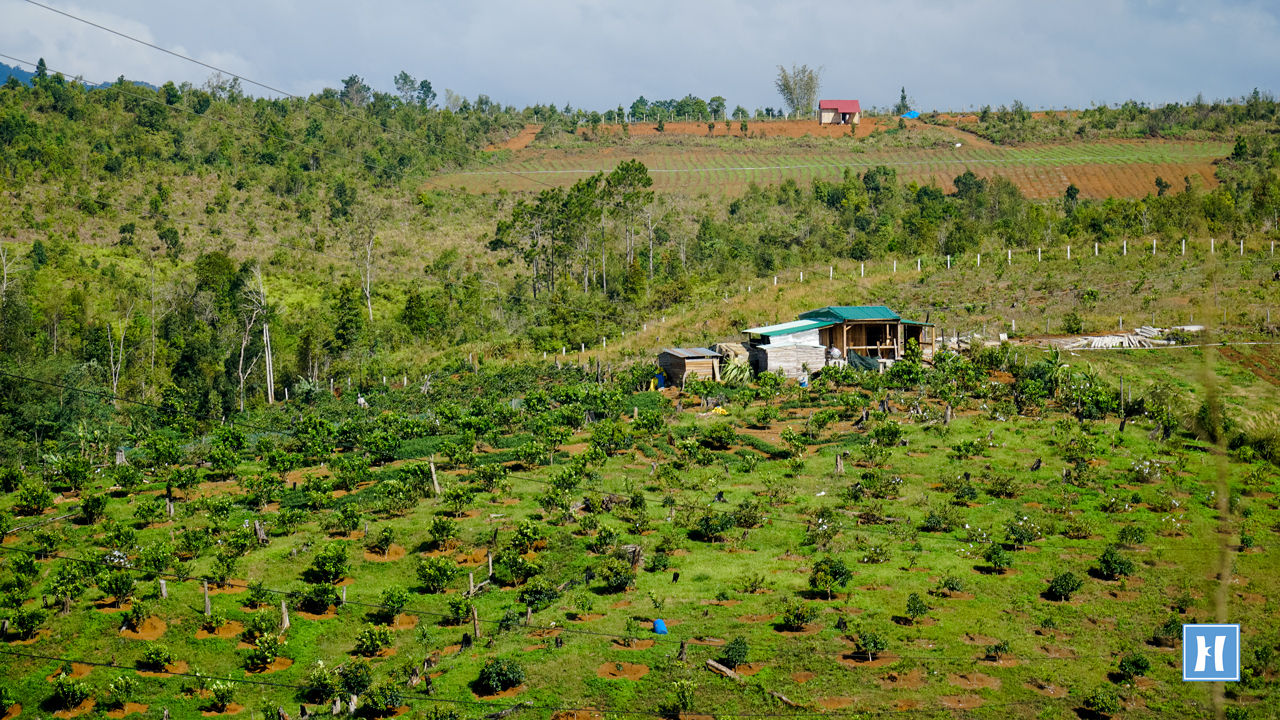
[263,322,275,404]
[106,301,135,404]
[647,212,654,283]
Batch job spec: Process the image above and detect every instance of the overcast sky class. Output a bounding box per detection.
[3,0,1278,112]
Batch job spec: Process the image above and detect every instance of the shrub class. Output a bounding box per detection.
[1047,571,1083,601]
[123,601,151,631]
[416,556,459,593]
[139,644,174,670]
[596,556,635,593]
[1118,652,1151,680]
[338,658,373,695]
[241,612,279,643]
[427,516,460,548]
[363,683,405,713]
[477,657,525,694]
[857,631,888,659]
[379,587,410,618]
[1153,615,1182,639]
[302,661,342,702]
[367,527,395,555]
[51,673,92,708]
[1117,525,1147,545]
[1063,514,1096,539]
[673,679,697,711]
[203,608,229,631]
[309,541,350,583]
[508,520,544,554]
[982,544,1014,572]
[1096,545,1135,579]
[295,583,340,613]
[985,640,1011,659]
[721,636,749,668]
[209,681,236,711]
[244,634,285,670]
[779,597,819,630]
[355,624,394,656]
[1082,686,1121,715]
[905,593,929,623]
[108,675,138,706]
[700,422,737,450]
[447,597,475,625]
[1004,518,1042,548]
[78,492,109,524]
[516,577,560,612]
[12,607,44,638]
[985,472,1020,498]
[938,573,966,594]
[808,555,852,599]
[921,507,957,532]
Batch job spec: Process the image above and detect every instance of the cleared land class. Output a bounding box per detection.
[445,125,1228,199]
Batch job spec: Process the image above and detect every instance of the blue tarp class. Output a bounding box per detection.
[900,111,920,119]
[652,619,669,635]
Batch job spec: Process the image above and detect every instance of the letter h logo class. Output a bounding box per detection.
[1183,624,1240,681]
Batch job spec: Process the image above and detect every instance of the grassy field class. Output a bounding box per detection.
[0,347,1276,720]
[440,138,1231,199]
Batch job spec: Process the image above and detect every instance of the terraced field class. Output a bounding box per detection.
[441,141,1230,199]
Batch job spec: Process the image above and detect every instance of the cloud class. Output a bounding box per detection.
[4,0,1277,110]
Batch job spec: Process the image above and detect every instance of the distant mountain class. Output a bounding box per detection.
[1,62,36,86]
[0,61,156,91]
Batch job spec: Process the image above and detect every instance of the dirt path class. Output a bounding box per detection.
[491,125,543,151]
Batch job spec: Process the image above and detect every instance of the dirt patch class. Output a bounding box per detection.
[569,613,605,622]
[1038,645,1076,658]
[46,663,94,682]
[610,600,632,609]
[472,681,524,700]
[207,581,249,596]
[364,544,407,562]
[961,633,999,645]
[700,599,741,607]
[2,706,19,720]
[816,697,857,709]
[551,710,605,720]
[689,637,726,646]
[297,605,338,620]
[838,654,897,669]
[104,703,149,718]
[775,623,822,636]
[200,703,245,716]
[489,125,543,151]
[939,695,984,710]
[247,657,293,675]
[391,614,418,630]
[1025,680,1069,697]
[96,600,133,613]
[738,614,777,623]
[138,661,189,678]
[791,671,816,684]
[196,621,244,640]
[522,644,546,652]
[949,672,1000,690]
[597,662,649,680]
[611,639,656,650]
[120,617,167,641]
[977,656,1020,667]
[529,628,561,639]
[736,662,766,676]
[54,698,96,718]
[879,668,925,689]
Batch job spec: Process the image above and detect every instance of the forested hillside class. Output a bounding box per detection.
[0,66,1279,464]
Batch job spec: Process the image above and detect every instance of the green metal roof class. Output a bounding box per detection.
[743,319,838,336]
[800,305,901,322]
[901,319,935,326]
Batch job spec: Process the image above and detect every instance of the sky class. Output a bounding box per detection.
[2,0,1279,113]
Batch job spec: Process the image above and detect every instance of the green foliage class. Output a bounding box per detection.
[416,556,459,593]
[427,515,460,548]
[721,636,749,668]
[309,542,351,583]
[596,556,635,593]
[516,576,560,611]
[107,675,138,706]
[1118,652,1151,679]
[139,644,174,670]
[354,623,394,655]
[1047,571,1083,600]
[856,630,889,659]
[244,633,286,670]
[808,555,852,599]
[379,586,410,618]
[779,596,819,630]
[1097,545,1135,578]
[477,657,525,693]
[338,658,374,696]
[208,681,236,711]
[1083,687,1121,715]
[12,606,44,638]
[51,673,92,708]
[905,592,929,622]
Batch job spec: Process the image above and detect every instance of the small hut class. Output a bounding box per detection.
[657,347,721,385]
[741,320,829,379]
[819,100,861,126]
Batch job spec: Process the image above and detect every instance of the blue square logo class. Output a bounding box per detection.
[1183,624,1240,682]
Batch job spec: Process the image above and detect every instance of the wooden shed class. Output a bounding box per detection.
[747,341,828,379]
[658,347,721,385]
[799,305,935,363]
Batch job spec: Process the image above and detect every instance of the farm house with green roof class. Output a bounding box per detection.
[743,305,934,376]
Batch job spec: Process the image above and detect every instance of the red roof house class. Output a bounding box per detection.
[818,100,861,125]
